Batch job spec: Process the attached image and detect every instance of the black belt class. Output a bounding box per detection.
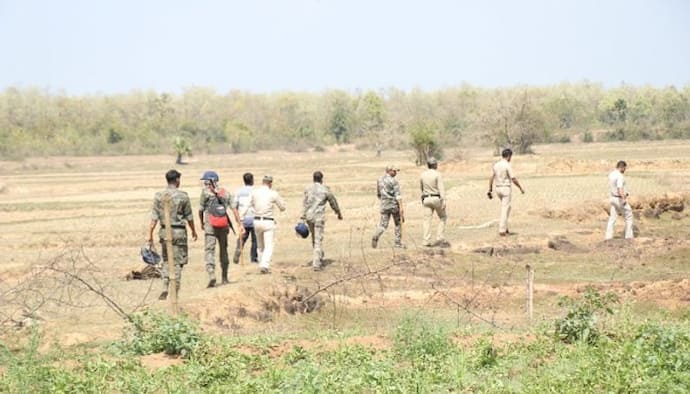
[422,193,441,199]
[254,216,274,221]
[161,224,186,229]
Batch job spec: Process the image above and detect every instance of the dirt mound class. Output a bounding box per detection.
[547,236,586,253]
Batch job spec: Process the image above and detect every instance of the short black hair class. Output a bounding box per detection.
[501,148,513,158]
[616,160,627,168]
[165,169,181,184]
[243,172,254,186]
[313,171,323,183]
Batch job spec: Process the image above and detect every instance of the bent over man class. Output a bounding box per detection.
[372,165,404,248]
[302,171,343,271]
[488,148,525,236]
[420,157,449,247]
[249,175,286,274]
[147,169,198,300]
[199,170,232,287]
[605,160,634,240]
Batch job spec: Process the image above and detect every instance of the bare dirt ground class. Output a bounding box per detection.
[1,140,689,348]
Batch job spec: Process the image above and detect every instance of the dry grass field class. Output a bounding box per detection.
[1,140,689,349]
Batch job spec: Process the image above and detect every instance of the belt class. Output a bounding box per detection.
[422,193,441,200]
[254,216,274,221]
[161,224,186,229]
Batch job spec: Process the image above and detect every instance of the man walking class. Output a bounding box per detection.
[199,171,232,287]
[372,165,405,248]
[302,171,343,271]
[249,175,286,274]
[488,148,525,236]
[232,172,258,264]
[420,157,449,247]
[146,169,198,300]
[605,160,634,240]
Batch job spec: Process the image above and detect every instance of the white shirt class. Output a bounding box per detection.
[249,185,286,218]
[232,185,254,220]
[608,169,626,197]
[493,159,515,187]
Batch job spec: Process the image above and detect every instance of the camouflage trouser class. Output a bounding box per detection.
[205,228,229,281]
[307,220,325,268]
[160,239,188,292]
[373,208,402,245]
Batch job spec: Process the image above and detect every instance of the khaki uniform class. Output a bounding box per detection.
[249,185,286,270]
[420,168,447,246]
[302,182,341,269]
[605,169,633,239]
[373,174,402,246]
[199,186,232,281]
[151,186,194,291]
[492,159,515,234]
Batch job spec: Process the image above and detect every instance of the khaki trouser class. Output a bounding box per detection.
[605,197,634,240]
[307,220,325,268]
[254,219,276,269]
[422,196,447,245]
[496,186,512,234]
[204,228,229,281]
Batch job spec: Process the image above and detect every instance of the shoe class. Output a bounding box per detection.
[394,243,406,249]
[233,252,240,264]
[371,237,378,248]
[313,266,323,272]
[207,279,216,288]
[158,291,168,300]
[499,232,507,237]
[251,260,259,264]
[422,243,433,247]
[437,240,451,248]
[221,278,229,285]
[260,267,270,274]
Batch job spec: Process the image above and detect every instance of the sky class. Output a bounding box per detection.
[1,0,688,94]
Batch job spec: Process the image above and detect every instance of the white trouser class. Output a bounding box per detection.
[496,186,512,234]
[422,196,447,245]
[605,197,634,240]
[254,219,276,269]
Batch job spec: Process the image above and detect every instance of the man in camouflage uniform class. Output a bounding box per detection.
[147,169,198,300]
[372,165,405,248]
[420,157,449,247]
[301,171,343,271]
[198,170,232,288]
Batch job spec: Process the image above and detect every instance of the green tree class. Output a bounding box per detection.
[409,120,443,165]
[173,136,192,164]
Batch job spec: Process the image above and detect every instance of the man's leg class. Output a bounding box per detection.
[605,198,620,240]
[173,243,187,293]
[255,222,265,265]
[372,212,391,248]
[204,233,217,285]
[249,227,258,263]
[259,221,275,271]
[312,221,325,269]
[422,201,433,246]
[623,202,634,239]
[216,228,230,283]
[497,187,512,234]
[392,211,403,247]
[435,202,448,244]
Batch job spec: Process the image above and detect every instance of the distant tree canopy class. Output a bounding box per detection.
[0,84,689,159]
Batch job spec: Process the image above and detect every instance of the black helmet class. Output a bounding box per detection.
[295,222,309,239]
[141,244,161,265]
[200,170,219,182]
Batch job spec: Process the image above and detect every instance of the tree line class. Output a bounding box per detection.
[1,83,689,159]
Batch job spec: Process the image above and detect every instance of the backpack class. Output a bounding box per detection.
[208,192,230,229]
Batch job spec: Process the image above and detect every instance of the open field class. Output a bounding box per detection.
[1,140,690,350]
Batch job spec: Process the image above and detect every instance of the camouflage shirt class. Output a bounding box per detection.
[151,186,194,240]
[377,174,402,211]
[199,186,232,234]
[302,182,341,222]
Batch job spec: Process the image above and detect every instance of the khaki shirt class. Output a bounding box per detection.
[420,168,445,199]
[608,170,627,197]
[199,186,231,234]
[492,159,515,187]
[249,185,286,218]
[302,182,341,222]
[151,186,194,241]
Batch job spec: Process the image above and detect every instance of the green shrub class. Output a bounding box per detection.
[121,310,201,357]
[554,287,619,344]
[583,130,594,142]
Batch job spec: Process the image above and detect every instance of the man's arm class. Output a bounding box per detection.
[487,173,495,199]
[187,219,198,241]
[146,219,158,244]
[511,177,525,194]
[438,173,446,209]
[274,191,287,212]
[327,191,343,220]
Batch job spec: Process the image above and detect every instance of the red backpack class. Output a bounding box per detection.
[208,190,230,229]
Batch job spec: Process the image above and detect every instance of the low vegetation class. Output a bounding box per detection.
[1,290,688,393]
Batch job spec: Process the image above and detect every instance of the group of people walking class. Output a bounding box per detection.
[145,150,634,301]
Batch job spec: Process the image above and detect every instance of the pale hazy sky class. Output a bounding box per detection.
[1,0,688,94]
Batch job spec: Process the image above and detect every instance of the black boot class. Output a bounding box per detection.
[221,262,229,285]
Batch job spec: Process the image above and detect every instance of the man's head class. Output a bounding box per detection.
[616,160,627,173]
[165,169,181,186]
[263,175,273,187]
[385,164,400,176]
[243,172,254,186]
[313,171,324,183]
[427,157,438,169]
[501,148,513,160]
